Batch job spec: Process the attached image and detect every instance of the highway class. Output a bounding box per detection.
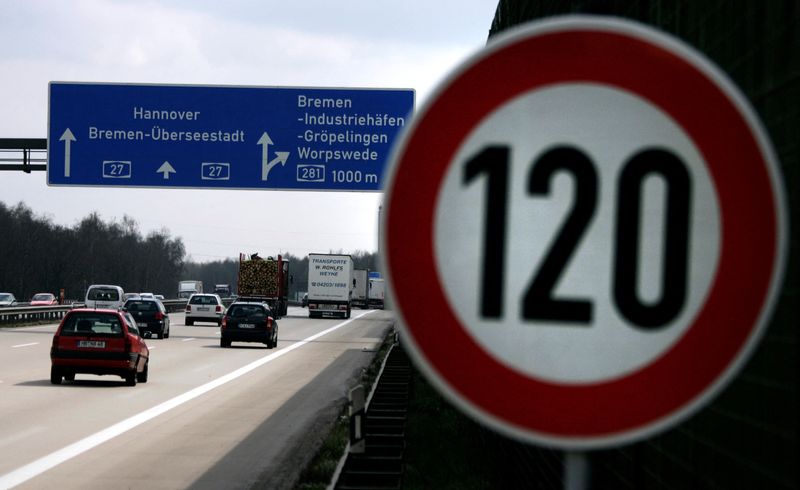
[0,307,394,490]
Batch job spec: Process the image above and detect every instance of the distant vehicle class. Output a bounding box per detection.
[0,293,18,307]
[307,253,354,319]
[124,298,170,339]
[30,293,58,306]
[352,269,369,309]
[184,293,224,326]
[138,292,155,299]
[154,294,165,300]
[368,278,385,309]
[50,308,149,386]
[84,285,125,310]
[178,280,203,299]
[213,284,232,297]
[220,300,278,348]
[237,253,290,318]
[123,292,140,301]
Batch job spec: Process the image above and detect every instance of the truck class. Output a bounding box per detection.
[307,253,354,319]
[178,280,203,299]
[351,269,369,309]
[237,253,290,318]
[368,277,385,309]
[213,284,232,297]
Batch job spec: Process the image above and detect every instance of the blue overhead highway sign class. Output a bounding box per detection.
[47,82,414,191]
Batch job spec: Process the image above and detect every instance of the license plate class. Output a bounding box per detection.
[198,307,210,311]
[78,340,105,348]
[239,324,255,329]
[320,305,336,310]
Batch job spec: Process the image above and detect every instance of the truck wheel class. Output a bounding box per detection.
[186,319,193,326]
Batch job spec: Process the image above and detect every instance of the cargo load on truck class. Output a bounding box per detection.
[307,253,354,319]
[237,253,290,318]
[351,269,369,309]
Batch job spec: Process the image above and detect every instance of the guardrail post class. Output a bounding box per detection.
[349,385,366,454]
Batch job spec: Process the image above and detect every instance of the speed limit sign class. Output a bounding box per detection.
[382,16,787,449]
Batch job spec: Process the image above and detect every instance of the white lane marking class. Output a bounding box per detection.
[11,343,39,348]
[182,338,196,342]
[0,310,374,488]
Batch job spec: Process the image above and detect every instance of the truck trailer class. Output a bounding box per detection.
[178,280,203,299]
[307,253,354,319]
[368,277,385,309]
[237,253,290,318]
[351,269,369,309]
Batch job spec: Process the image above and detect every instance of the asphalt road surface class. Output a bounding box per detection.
[0,307,394,489]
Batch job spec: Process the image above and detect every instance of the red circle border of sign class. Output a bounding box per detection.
[384,19,784,447]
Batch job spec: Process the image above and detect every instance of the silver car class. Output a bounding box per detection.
[184,293,224,326]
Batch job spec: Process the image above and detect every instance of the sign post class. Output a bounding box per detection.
[383,15,787,455]
[48,83,413,191]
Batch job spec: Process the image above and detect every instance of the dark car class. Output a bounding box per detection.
[50,308,149,386]
[124,298,170,339]
[220,301,278,348]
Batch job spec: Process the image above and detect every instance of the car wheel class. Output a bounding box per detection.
[137,361,149,383]
[125,370,137,386]
[50,366,63,385]
[64,371,75,382]
[155,329,162,339]
[220,337,230,348]
[164,327,170,339]
[186,319,193,326]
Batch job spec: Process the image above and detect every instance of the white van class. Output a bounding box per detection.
[85,285,125,310]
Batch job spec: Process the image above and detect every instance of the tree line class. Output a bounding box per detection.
[0,201,380,302]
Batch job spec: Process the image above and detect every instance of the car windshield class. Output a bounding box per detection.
[228,304,267,318]
[126,300,157,312]
[88,288,120,301]
[32,294,54,301]
[60,313,124,337]
[190,295,218,305]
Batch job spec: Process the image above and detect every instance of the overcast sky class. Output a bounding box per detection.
[0,0,497,262]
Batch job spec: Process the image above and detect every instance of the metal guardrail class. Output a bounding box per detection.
[0,305,74,325]
[0,297,295,326]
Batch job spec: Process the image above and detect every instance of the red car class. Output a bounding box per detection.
[50,308,150,386]
[30,293,58,306]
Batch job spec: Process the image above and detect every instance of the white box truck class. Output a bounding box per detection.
[308,254,354,318]
[351,269,369,309]
[178,280,203,299]
[368,277,385,309]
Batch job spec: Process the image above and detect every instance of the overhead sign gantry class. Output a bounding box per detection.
[47,82,414,191]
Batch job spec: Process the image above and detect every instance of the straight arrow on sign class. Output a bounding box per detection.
[157,161,176,179]
[59,128,75,178]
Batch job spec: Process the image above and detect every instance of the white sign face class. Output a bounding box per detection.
[382,16,787,449]
[434,83,721,383]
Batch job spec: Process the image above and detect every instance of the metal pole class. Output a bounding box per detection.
[565,451,589,490]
